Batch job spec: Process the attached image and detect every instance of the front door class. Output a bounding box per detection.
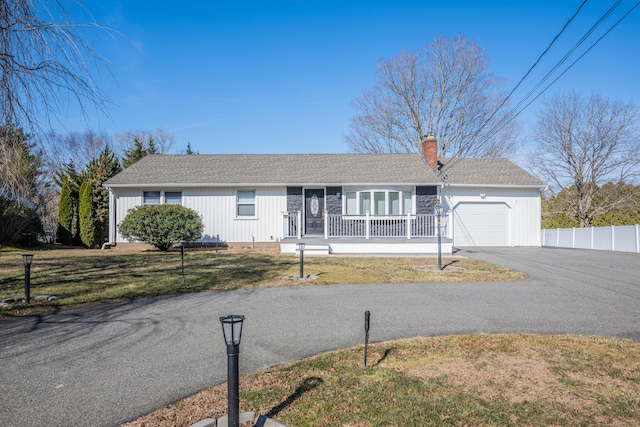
[305,189,324,234]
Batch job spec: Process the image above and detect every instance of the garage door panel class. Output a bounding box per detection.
[453,202,509,246]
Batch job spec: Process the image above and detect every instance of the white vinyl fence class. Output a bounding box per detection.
[542,225,640,253]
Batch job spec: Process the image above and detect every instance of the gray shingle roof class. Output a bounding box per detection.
[104,153,441,186]
[439,158,545,186]
[104,154,545,188]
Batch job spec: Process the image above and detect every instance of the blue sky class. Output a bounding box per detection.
[55,0,640,157]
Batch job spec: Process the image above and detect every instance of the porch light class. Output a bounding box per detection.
[220,314,245,346]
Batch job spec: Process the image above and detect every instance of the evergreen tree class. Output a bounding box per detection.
[54,162,85,244]
[57,178,74,245]
[0,125,44,245]
[122,137,147,169]
[79,181,99,247]
[86,146,121,244]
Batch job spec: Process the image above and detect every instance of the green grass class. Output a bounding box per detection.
[124,334,640,427]
[0,247,524,318]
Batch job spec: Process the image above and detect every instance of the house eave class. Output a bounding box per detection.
[443,183,546,189]
[104,182,443,189]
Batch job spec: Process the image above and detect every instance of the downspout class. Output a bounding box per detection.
[102,187,116,250]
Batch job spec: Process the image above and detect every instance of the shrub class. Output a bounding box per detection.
[118,204,203,251]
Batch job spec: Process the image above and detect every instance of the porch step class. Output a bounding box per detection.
[295,244,330,256]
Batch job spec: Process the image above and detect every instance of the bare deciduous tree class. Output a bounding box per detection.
[40,129,112,182]
[532,92,640,227]
[345,35,518,158]
[0,0,111,200]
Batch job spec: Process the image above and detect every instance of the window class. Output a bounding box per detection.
[346,192,357,215]
[237,190,256,216]
[360,192,371,215]
[143,191,160,205]
[165,191,182,204]
[373,192,385,215]
[403,192,412,214]
[389,192,400,215]
[344,190,413,215]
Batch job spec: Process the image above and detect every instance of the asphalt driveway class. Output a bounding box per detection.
[0,247,639,427]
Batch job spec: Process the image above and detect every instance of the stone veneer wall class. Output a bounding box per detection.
[416,186,437,215]
[325,187,342,214]
[286,187,303,213]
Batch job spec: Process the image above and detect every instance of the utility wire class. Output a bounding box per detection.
[508,0,622,116]
[510,1,640,120]
[496,0,589,115]
[441,0,590,170]
[474,0,637,152]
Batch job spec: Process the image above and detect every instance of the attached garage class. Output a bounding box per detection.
[453,202,510,246]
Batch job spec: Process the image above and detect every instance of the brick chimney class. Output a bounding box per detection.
[421,135,438,171]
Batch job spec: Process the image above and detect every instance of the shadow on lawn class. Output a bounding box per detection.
[266,376,324,419]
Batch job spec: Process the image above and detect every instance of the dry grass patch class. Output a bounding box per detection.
[123,334,640,427]
[1,248,523,317]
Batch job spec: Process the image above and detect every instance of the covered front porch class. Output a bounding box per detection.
[281,212,453,255]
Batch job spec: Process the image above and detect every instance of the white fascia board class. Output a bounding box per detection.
[443,183,546,189]
[105,182,441,189]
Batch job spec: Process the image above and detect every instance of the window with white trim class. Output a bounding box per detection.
[164,191,182,204]
[143,191,161,205]
[344,190,413,215]
[237,190,256,217]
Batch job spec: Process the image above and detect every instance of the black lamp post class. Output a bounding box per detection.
[220,314,245,427]
[298,242,306,279]
[434,200,442,271]
[22,254,34,304]
[180,244,185,285]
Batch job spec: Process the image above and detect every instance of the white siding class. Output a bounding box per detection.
[112,186,287,244]
[443,186,541,247]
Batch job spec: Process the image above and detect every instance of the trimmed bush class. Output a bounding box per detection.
[118,204,203,251]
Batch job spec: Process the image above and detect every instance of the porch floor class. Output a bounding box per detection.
[280,235,453,255]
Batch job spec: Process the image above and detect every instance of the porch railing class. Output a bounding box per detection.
[283,211,448,239]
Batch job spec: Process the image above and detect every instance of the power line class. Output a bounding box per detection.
[511,1,640,120]
[478,0,638,150]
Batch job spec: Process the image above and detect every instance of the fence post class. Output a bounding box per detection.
[572,228,576,249]
[297,210,302,239]
[636,225,640,253]
[611,225,615,251]
[365,211,370,239]
[556,228,560,248]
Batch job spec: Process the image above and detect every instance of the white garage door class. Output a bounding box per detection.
[453,202,510,246]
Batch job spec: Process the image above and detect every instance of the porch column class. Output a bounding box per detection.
[406,213,411,239]
[108,190,115,243]
[324,209,328,239]
[297,210,302,239]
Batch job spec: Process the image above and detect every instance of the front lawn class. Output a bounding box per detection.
[0,247,524,318]
[123,334,640,427]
